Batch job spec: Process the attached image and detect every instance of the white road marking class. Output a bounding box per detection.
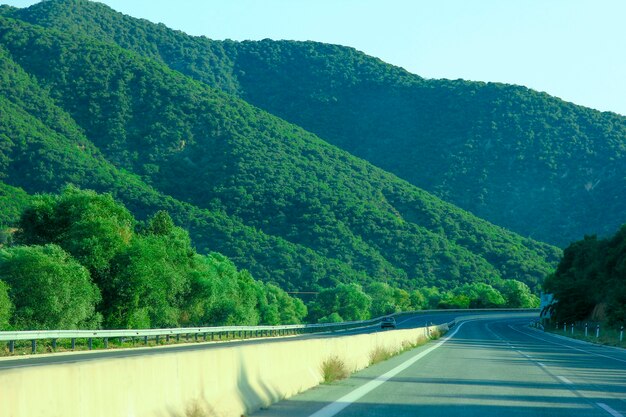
[597,402,624,417]
[307,321,467,417]
[508,325,626,364]
[537,362,546,368]
[557,375,573,385]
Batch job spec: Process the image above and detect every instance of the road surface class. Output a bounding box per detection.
[252,313,626,417]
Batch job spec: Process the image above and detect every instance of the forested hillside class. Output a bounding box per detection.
[13,0,625,246]
[544,226,626,326]
[0,10,560,294]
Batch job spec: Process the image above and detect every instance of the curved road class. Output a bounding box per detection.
[252,313,626,417]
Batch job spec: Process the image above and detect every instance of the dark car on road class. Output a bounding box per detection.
[380,316,396,329]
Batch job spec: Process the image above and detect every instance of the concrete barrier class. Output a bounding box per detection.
[1,323,447,417]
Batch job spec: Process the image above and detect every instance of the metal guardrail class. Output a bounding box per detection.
[0,308,539,354]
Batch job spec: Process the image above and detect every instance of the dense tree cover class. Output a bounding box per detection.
[0,188,306,330]
[0,280,12,329]
[17,0,625,247]
[544,226,626,325]
[0,14,559,294]
[0,40,367,292]
[306,280,538,323]
[0,244,101,329]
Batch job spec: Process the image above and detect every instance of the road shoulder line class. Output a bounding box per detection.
[307,321,467,417]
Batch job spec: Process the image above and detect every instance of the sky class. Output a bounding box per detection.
[4,0,625,115]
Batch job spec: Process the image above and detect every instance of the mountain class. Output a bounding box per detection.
[0,5,559,293]
[11,0,625,247]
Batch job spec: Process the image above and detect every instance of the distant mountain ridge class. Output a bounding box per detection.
[0,2,560,293]
[9,0,625,247]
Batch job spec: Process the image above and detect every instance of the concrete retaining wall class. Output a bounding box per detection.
[1,324,446,417]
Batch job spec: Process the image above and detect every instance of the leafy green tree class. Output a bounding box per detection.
[16,186,135,277]
[408,289,427,310]
[0,244,101,329]
[0,280,12,330]
[501,280,539,308]
[308,283,371,322]
[367,282,398,317]
[543,235,605,322]
[318,312,343,323]
[453,283,505,308]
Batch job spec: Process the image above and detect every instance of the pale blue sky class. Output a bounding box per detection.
[4,0,625,115]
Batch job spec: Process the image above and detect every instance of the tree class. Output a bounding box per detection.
[16,186,135,278]
[501,280,539,308]
[308,283,371,322]
[0,280,12,330]
[367,282,398,317]
[0,244,101,329]
[408,289,427,310]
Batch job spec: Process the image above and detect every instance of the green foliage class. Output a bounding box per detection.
[19,0,626,248]
[453,283,505,308]
[366,282,413,317]
[0,280,12,330]
[0,3,561,307]
[544,226,626,325]
[0,183,31,228]
[17,186,135,275]
[0,12,559,294]
[3,188,307,329]
[501,279,539,308]
[0,244,101,329]
[308,283,372,322]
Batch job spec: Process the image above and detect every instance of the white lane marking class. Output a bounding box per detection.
[537,362,546,368]
[307,321,467,417]
[597,402,624,417]
[508,325,626,364]
[557,376,573,385]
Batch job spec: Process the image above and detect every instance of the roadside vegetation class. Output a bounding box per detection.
[0,187,306,331]
[542,322,625,349]
[543,225,626,327]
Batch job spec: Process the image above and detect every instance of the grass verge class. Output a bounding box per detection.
[321,356,350,383]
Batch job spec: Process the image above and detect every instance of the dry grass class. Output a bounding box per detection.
[428,328,441,340]
[369,346,394,365]
[321,356,349,383]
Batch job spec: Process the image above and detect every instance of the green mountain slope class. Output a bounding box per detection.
[0,12,559,292]
[14,0,625,247]
[0,43,367,292]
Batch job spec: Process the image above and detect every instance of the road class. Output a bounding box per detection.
[0,310,461,371]
[252,313,626,417]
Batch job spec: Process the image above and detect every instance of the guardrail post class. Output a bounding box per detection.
[563,322,567,332]
[144,336,148,345]
[585,323,588,337]
[52,339,57,350]
[9,340,14,353]
[571,323,574,335]
[88,338,93,350]
[71,338,76,350]
[166,335,170,343]
[156,335,160,345]
[104,338,108,348]
[620,326,623,343]
[203,333,207,341]
[176,334,180,342]
[31,339,36,354]
[596,324,600,338]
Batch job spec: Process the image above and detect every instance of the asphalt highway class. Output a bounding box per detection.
[252,313,626,417]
